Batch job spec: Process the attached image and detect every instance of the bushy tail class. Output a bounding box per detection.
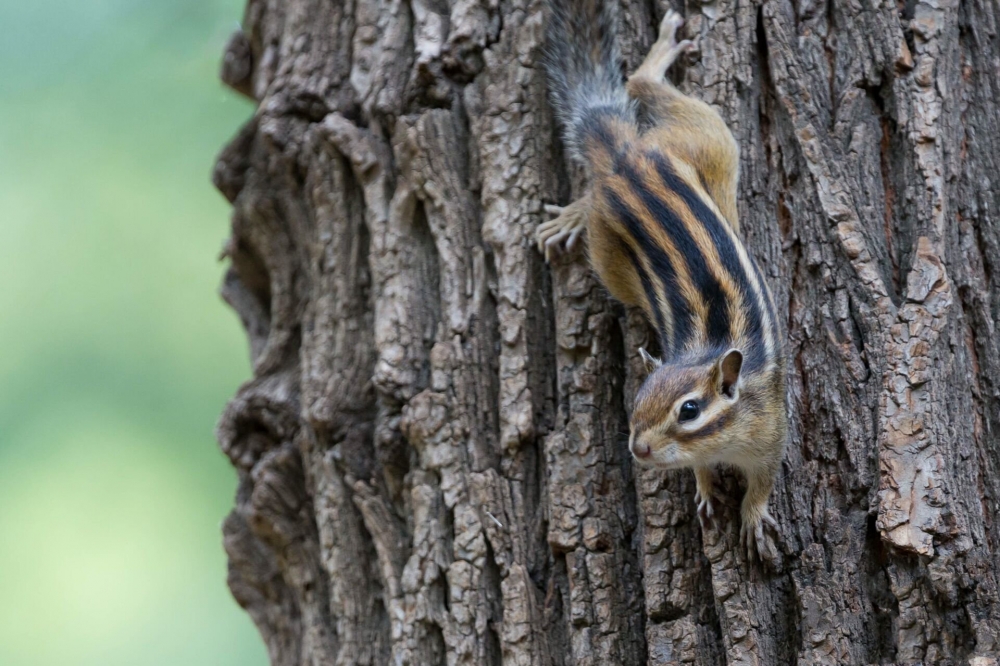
[543,0,636,168]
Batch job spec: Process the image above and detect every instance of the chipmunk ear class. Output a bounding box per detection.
[638,347,662,373]
[716,348,743,398]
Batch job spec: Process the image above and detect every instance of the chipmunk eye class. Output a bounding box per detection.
[678,400,700,422]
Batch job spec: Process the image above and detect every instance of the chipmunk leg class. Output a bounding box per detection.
[626,10,740,232]
[693,466,717,525]
[740,465,780,564]
[538,190,651,313]
[630,11,695,84]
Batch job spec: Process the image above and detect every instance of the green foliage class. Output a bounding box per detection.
[0,0,266,663]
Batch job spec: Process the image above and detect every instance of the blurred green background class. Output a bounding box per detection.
[0,0,267,664]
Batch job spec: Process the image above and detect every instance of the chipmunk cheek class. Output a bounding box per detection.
[647,441,685,468]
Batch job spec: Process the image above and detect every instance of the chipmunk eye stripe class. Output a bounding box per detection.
[618,157,732,351]
[675,410,731,442]
[634,376,699,428]
[650,152,768,371]
[604,184,693,353]
[672,394,705,425]
[673,392,704,411]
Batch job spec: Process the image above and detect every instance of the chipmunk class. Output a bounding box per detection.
[538,0,787,562]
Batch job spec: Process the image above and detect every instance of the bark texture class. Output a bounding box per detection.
[212,0,1000,662]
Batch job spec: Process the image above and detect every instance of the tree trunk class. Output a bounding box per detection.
[211,0,1000,662]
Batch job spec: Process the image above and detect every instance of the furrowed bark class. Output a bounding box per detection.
[213,0,1000,663]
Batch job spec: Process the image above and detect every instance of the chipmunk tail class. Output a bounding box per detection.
[543,0,637,172]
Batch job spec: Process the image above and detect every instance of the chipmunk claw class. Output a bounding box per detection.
[741,510,780,566]
[694,489,716,527]
[660,9,684,37]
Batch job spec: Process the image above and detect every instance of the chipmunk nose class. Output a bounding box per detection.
[630,437,651,459]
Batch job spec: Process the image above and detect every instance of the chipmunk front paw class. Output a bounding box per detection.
[740,508,780,566]
[694,486,716,527]
[537,200,588,262]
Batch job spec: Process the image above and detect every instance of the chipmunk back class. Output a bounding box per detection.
[539,0,788,562]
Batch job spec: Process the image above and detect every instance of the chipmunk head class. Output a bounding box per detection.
[629,347,754,468]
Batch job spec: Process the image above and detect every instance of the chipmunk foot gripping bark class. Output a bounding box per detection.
[539,0,788,564]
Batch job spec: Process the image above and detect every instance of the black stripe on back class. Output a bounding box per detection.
[649,152,767,371]
[579,110,619,151]
[603,186,692,357]
[617,158,731,351]
[614,235,670,350]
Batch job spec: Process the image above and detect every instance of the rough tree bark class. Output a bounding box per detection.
[211,0,1000,662]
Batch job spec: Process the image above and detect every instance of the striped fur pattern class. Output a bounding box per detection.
[541,1,788,561]
[595,145,780,368]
